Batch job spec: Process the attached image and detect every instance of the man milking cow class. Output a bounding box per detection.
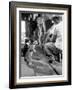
[22,14,63,75]
[26,14,63,63]
[43,16,63,62]
[35,14,63,62]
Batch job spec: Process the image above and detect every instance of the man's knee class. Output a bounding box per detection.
[44,43,52,49]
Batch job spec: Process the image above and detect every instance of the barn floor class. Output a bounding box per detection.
[20,45,62,77]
